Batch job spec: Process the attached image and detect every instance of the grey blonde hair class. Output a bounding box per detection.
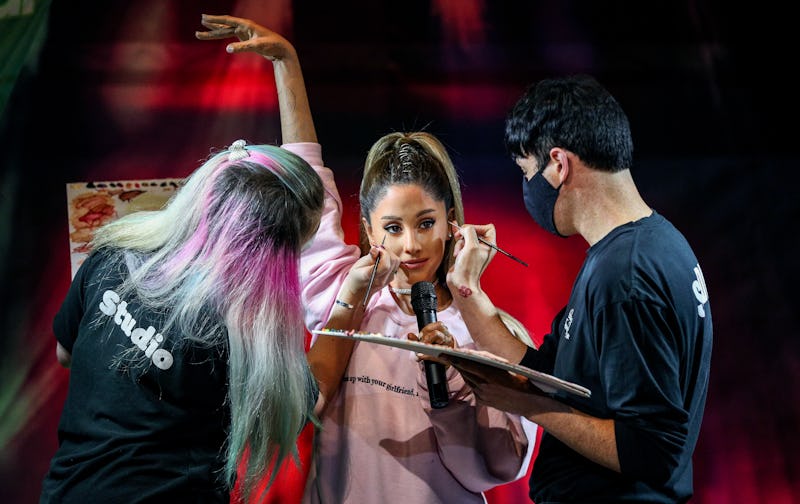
[91,142,324,501]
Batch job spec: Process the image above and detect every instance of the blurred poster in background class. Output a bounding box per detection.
[65,179,183,278]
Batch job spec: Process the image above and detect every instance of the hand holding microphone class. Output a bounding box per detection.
[410,281,450,409]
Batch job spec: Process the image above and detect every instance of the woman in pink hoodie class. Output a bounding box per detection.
[198,14,536,504]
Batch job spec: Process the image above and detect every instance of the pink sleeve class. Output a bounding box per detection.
[282,143,361,334]
[425,371,533,489]
[413,337,534,489]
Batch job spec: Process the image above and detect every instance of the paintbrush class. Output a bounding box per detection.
[449,221,528,267]
[363,234,387,306]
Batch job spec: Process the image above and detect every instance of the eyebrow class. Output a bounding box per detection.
[380,209,437,221]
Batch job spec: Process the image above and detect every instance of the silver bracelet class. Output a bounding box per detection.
[335,299,354,310]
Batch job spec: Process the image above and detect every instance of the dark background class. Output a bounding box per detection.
[1,0,797,502]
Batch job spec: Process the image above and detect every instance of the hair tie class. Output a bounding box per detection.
[228,139,249,161]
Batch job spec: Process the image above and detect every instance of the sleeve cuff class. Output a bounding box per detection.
[281,142,323,167]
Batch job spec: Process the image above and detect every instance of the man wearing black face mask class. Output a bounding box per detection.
[443,75,713,503]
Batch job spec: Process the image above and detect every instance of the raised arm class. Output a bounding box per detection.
[447,223,529,363]
[195,14,317,144]
[307,245,400,415]
[448,225,619,469]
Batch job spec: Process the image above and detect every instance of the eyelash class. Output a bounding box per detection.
[383,219,436,234]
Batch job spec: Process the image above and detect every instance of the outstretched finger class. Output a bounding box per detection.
[195,27,236,40]
[197,15,256,40]
[201,14,245,26]
[200,19,233,30]
[226,39,268,53]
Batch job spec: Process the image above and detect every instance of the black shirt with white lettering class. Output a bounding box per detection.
[41,248,230,503]
[520,212,713,503]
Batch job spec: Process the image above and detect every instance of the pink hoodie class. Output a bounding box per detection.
[286,142,536,504]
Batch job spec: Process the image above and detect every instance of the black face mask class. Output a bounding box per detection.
[522,168,566,237]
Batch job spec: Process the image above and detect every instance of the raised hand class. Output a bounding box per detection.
[338,243,401,306]
[196,14,294,61]
[447,222,497,298]
[195,13,316,144]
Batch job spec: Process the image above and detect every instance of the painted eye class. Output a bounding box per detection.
[420,219,435,230]
[384,224,402,234]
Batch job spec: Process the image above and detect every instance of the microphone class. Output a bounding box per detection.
[410,281,449,409]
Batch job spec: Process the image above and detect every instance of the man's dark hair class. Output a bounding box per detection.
[504,75,633,173]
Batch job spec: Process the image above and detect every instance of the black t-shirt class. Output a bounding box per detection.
[41,249,231,503]
[521,212,713,503]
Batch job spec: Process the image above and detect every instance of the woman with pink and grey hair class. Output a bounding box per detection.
[41,139,331,503]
